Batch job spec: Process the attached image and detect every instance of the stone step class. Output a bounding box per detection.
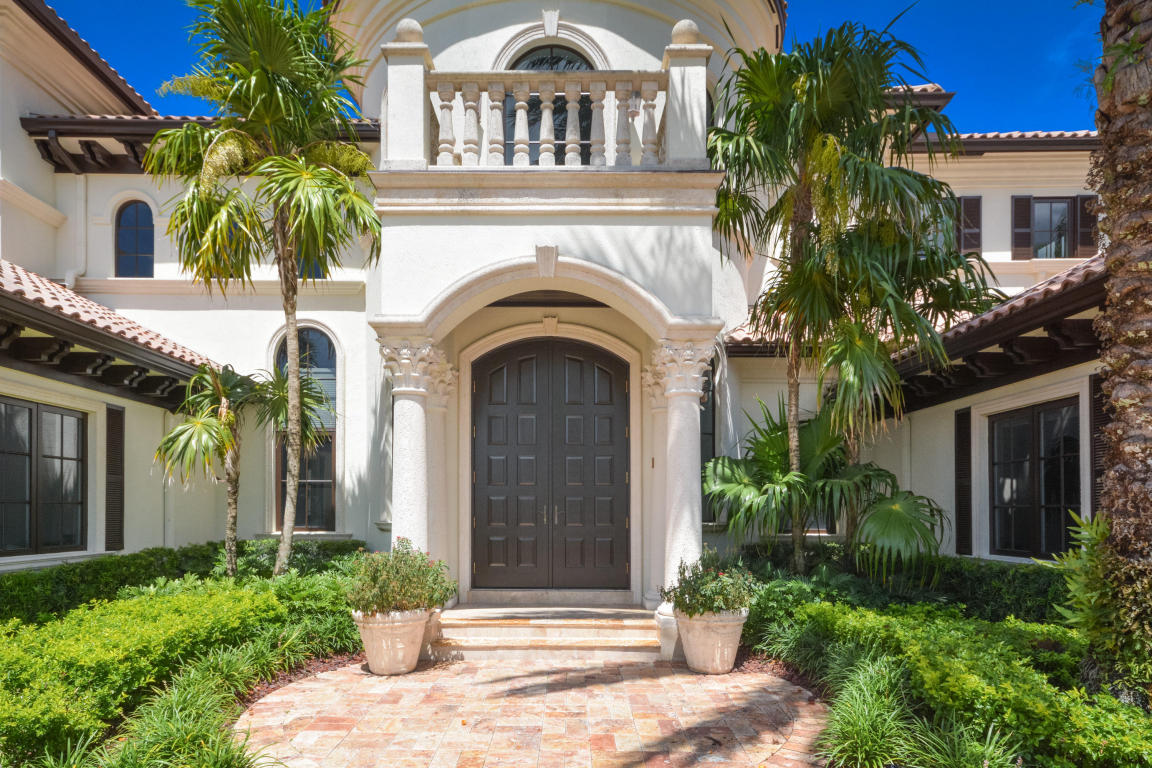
[426,635,663,662]
[439,617,657,640]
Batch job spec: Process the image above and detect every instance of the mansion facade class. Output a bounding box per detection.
[0,0,1103,622]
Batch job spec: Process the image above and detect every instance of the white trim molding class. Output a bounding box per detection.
[492,12,612,70]
[0,178,66,228]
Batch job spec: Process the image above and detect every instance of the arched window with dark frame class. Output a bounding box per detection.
[503,45,594,165]
[275,328,337,531]
[114,201,154,277]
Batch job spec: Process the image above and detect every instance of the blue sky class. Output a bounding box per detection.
[48,0,1100,132]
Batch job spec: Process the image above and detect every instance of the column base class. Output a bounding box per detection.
[642,589,662,611]
[655,602,682,661]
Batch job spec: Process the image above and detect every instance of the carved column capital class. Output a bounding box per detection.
[381,339,450,395]
[642,365,667,409]
[655,340,712,398]
[428,360,458,409]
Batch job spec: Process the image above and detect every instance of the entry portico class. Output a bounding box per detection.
[375,251,722,611]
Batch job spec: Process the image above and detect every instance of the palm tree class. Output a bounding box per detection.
[145,0,381,575]
[157,364,329,576]
[1087,0,1152,686]
[709,21,994,570]
[704,399,944,581]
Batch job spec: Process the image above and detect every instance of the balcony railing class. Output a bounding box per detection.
[378,18,714,172]
[427,71,668,168]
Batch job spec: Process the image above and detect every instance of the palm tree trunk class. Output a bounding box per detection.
[224,442,240,577]
[1094,0,1152,678]
[842,429,860,553]
[274,220,302,577]
[218,393,239,577]
[786,336,806,574]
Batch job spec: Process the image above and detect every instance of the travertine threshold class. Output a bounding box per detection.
[235,659,826,767]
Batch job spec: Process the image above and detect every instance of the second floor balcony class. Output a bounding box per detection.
[377,19,715,173]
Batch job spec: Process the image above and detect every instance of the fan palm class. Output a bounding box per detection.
[704,399,944,580]
[145,0,380,575]
[709,21,996,568]
[156,364,330,576]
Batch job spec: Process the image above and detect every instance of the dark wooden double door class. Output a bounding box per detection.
[473,339,629,589]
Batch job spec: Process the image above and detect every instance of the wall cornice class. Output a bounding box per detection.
[370,168,723,216]
[0,178,66,228]
[76,278,366,297]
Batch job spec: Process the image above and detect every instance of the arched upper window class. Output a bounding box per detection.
[275,328,337,531]
[503,45,594,165]
[114,201,154,278]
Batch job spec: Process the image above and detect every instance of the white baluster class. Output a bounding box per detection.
[487,82,505,166]
[460,82,480,166]
[564,81,582,166]
[436,82,456,166]
[614,81,632,167]
[513,82,531,167]
[589,81,606,166]
[538,81,556,167]
[641,80,659,166]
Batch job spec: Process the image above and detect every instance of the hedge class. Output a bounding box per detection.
[0,569,361,764]
[743,540,1068,622]
[0,583,283,758]
[0,538,364,625]
[765,601,1152,767]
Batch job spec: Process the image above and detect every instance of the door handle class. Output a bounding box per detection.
[554,505,559,525]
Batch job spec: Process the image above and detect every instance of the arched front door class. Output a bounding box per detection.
[472,338,629,589]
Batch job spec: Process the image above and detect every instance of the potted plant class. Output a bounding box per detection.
[660,547,758,674]
[347,538,457,675]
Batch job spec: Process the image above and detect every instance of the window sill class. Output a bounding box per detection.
[255,531,354,541]
[0,550,107,573]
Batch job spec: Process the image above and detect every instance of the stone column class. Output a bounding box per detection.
[382,339,447,552]
[642,365,668,610]
[662,20,713,168]
[380,19,432,170]
[426,362,457,566]
[653,340,712,658]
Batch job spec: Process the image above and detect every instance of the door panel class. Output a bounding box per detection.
[472,338,629,590]
[473,341,551,588]
[552,353,629,589]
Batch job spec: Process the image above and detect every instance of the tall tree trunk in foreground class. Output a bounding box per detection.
[1093,0,1152,682]
[786,338,806,574]
[219,394,240,577]
[274,222,302,577]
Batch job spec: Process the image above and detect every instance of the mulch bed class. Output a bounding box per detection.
[239,650,365,708]
[731,646,827,702]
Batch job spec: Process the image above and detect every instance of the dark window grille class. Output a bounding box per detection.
[989,397,1079,558]
[503,45,594,166]
[0,397,86,556]
[700,360,718,523]
[275,328,337,531]
[114,201,154,277]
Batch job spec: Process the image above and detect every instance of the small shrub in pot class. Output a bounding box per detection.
[346,538,456,675]
[661,547,758,674]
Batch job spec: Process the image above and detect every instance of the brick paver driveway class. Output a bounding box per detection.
[235,659,825,767]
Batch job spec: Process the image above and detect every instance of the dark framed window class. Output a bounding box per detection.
[1032,198,1073,259]
[989,397,1079,558]
[114,201,154,277]
[0,397,86,556]
[700,360,718,523]
[1012,195,1097,261]
[504,45,594,165]
[956,196,982,253]
[274,328,337,531]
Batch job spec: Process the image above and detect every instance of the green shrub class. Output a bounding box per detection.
[346,538,456,613]
[660,547,759,617]
[0,583,283,759]
[765,601,1152,767]
[0,539,364,625]
[818,653,912,768]
[927,554,1067,622]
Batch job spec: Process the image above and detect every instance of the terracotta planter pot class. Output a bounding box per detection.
[352,608,431,675]
[674,608,749,674]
